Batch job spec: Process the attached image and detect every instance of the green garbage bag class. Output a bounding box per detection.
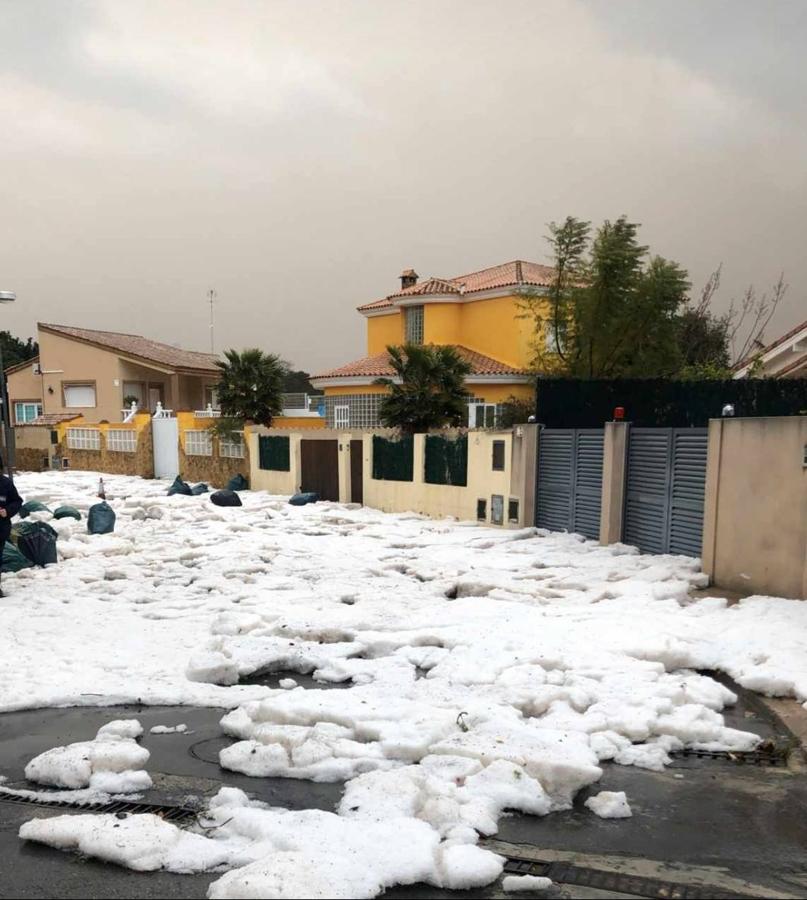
[15,520,58,541]
[54,505,82,521]
[2,542,34,573]
[191,483,209,495]
[167,476,192,496]
[87,501,116,535]
[19,500,51,519]
[226,474,248,492]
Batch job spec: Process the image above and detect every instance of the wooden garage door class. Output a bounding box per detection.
[300,439,339,502]
[350,440,363,504]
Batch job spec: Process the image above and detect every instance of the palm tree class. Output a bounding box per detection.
[215,348,287,428]
[375,343,472,433]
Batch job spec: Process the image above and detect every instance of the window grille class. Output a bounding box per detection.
[67,427,101,451]
[185,430,213,456]
[106,429,137,452]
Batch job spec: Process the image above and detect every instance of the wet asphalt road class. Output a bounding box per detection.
[1,673,806,900]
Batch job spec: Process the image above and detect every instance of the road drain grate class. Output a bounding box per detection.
[0,793,198,823]
[502,858,760,899]
[671,746,790,766]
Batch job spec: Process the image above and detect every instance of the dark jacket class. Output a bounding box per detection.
[0,476,23,540]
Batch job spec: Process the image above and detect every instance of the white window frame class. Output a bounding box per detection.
[63,383,97,408]
[468,402,497,429]
[14,401,42,424]
[334,404,350,429]
[219,435,245,459]
[106,429,137,453]
[185,429,213,456]
[67,427,101,450]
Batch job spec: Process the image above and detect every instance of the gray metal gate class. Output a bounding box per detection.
[623,428,708,557]
[536,428,604,540]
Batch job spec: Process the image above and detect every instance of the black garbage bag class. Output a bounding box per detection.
[210,490,242,507]
[87,501,116,535]
[19,500,51,519]
[53,505,82,521]
[226,474,249,492]
[191,483,209,495]
[18,523,58,567]
[1,542,34,573]
[15,520,58,542]
[167,476,193,496]
[289,492,319,506]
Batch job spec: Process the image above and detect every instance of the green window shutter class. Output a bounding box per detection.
[259,435,290,471]
[424,435,468,486]
[372,435,414,481]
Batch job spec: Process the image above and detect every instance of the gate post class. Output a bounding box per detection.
[599,421,629,545]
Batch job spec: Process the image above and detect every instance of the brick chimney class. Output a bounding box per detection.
[400,268,418,291]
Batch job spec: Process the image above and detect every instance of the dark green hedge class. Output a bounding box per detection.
[424,434,468,486]
[258,435,290,471]
[372,435,414,481]
[536,378,807,428]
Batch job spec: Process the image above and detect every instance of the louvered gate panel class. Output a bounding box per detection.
[536,428,604,539]
[623,429,671,555]
[572,430,604,540]
[536,429,574,532]
[669,429,708,557]
[623,428,708,557]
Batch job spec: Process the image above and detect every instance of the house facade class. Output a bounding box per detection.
[7,323,221,425]
[733,317,807,379]
[310,260,550,428]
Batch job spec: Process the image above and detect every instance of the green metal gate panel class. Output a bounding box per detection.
[536,428,603,540]
[623,428,707,557]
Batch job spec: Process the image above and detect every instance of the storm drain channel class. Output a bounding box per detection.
[670,745,792,766]
[498,854,763,900]
[0,792,198,824]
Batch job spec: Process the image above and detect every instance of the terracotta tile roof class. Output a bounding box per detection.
[358,259,555,312]
[733,317,807,373]
[312,346,531,380]
[39,323,220,374]
[27,413,81,427]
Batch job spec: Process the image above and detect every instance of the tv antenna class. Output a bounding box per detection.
[208,288,216,353]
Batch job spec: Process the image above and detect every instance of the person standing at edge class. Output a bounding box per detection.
[0,470,23,597]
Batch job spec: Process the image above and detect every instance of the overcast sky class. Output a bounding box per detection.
[0,0,804,372]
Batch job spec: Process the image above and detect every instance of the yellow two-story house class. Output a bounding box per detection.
[311,259,552,428]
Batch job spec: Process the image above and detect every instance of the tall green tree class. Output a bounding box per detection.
[375,344,472,433]
[523,216,690,377]
[0,331,38,369]
[214,348,287,431]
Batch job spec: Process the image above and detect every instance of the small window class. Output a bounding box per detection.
[185,430,213,456]
[334,405,350,429]
[14,402,42,424]
[545,322,565,353]
[508,499,520,523]
[477,498,487,521]
[404,305,424,344]
[492,440,506,471]
[219,436,245,459]
[64,383,97,408]
[469,402,497,429]
[490,494,504,526]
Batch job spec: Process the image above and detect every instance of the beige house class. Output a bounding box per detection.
[7,323,220,425]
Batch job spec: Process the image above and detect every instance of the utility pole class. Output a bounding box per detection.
[208,288,216,354]
[0,291,16,474]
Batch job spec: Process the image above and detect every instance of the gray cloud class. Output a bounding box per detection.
[0,0,804,371]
